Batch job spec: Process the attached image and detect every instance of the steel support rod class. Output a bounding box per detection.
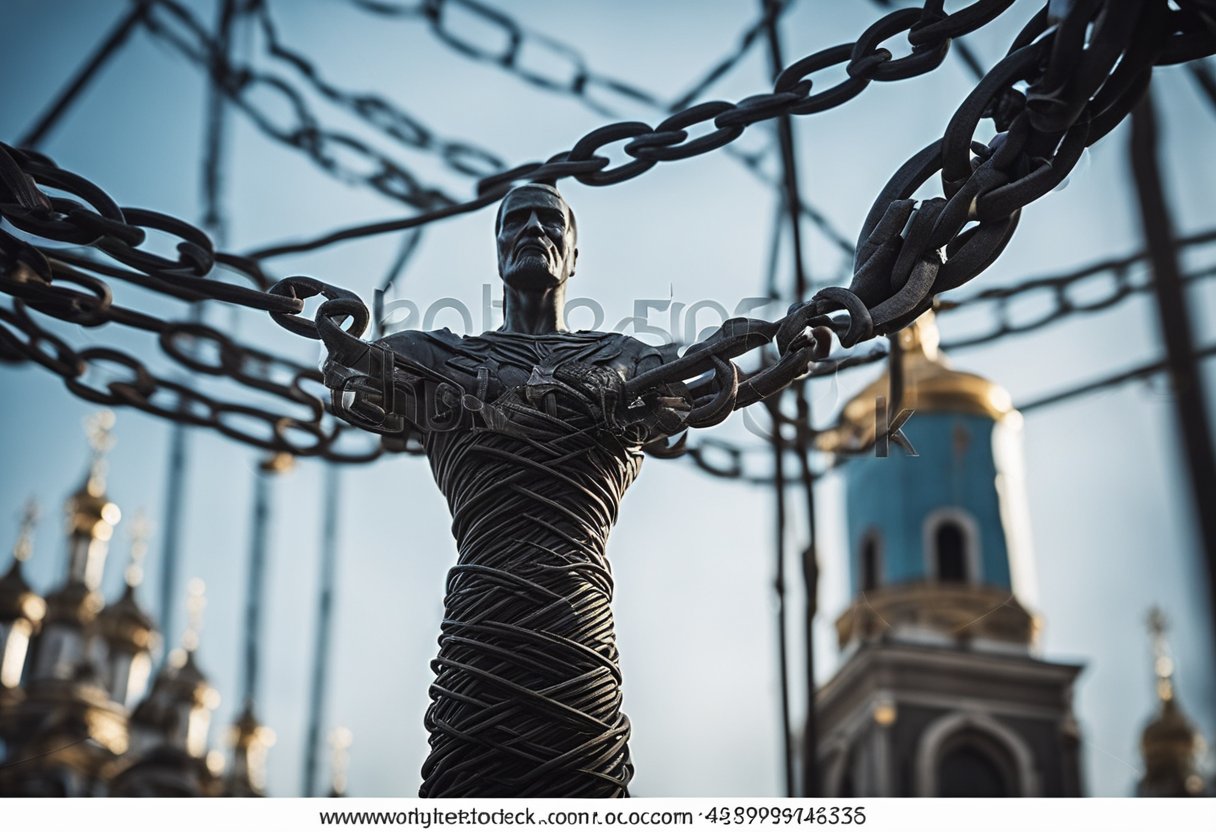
[157,0,239,654]
[303,465,342,797]
[201,0,240,242]
[18,3,148,148]
[242,462,276,707]
[1130,93,1216,679]
[795,404,820,799]
[762,0,820,796]
[158,422,189,649]
[767,395,795,798]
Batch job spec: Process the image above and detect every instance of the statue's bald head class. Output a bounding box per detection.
[495,184,579,289]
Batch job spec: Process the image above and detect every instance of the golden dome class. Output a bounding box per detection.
[66,410,121,543]
[98,584,156,653]
[1138,608,1207,796]
[0,559,46,627]
[98,512,156,652]
[0,499,46,626]
[42,580,104,627]
[816,311,1016,452]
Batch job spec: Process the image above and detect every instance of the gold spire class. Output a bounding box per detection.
[1,498,47,689]
[180,578,206,655]
[328,726,353,797]
[126,578,219,760]
[0,497,43,617]
[226,702,277,796]
[1148,606,1175,704]
[82,409,117,496]
[816,311,1017,453]
[12,498,37,564]
[124,510,151,590]
[1138,606,1207,796]
[98,510,156,671]
[64,410,121,590]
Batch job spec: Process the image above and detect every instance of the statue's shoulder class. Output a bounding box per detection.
[609,332,680,367]
[375,328,468,367]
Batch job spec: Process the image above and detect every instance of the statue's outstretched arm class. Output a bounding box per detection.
[268,276,443,438]
[617,304,844,439]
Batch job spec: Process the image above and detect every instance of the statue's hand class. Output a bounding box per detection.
[549,362,691,439]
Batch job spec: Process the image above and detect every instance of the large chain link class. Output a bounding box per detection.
[2,0,1213,467]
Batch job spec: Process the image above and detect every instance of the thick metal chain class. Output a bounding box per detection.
[144,0,465,213]
[2,0,1213,467]
[281,0,1213,431]
[247,0,1027,259]
[679,230,1216,483]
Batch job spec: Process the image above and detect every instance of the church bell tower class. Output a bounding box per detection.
[813,312,1084,797]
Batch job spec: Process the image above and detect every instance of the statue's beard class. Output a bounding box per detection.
[504,253,560,289]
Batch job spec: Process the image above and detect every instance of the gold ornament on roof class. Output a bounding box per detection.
[816,311,1018,453]
[12,498,38,563]
[1138,605,1207,796]
[124,509,151,589]
[181,577,207,654]
[83,409,117,495]
[67,411,121,554]
[1147,606,1174,703]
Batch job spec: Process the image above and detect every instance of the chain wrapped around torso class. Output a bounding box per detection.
[394,329,665,797]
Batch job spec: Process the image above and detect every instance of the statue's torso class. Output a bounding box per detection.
[376,328,653,796]
[377,328,668,551]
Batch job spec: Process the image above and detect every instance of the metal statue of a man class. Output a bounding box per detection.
[307,183,833,798]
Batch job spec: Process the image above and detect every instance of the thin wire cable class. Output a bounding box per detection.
[18,3,150,148]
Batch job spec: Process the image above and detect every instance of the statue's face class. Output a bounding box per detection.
[496,188,577,290]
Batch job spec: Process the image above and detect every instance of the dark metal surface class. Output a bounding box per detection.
[303,465,342,797]
[1130,93,1216,680]
[760,0,816,797]
[241,463,274,709]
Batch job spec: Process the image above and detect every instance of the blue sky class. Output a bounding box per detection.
[1,0,1214,797]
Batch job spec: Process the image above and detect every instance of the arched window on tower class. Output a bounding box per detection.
[936,522,967,582]
[924,509,979,585]
[859,529,882,593]
[935,730,1018,796]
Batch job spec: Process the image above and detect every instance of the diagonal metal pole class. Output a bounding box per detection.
[18,3,149,148]
[242,457,286,708]
[158,0,240,653]
[303,464,342,796]
[761,0,820,797]
[1130,92,1216,683]
[765,390,795,798]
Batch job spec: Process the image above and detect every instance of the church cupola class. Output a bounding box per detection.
[128,579,219,760]
[818,311,1039,652]
[94,512,156,708]
[0,499,46,691]
[29,412,119,683]
[224,701,276,797]
[115,579,223,797]
[64,410,121,590]
[1137,608,1208,797]
[813,311,1083,798]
